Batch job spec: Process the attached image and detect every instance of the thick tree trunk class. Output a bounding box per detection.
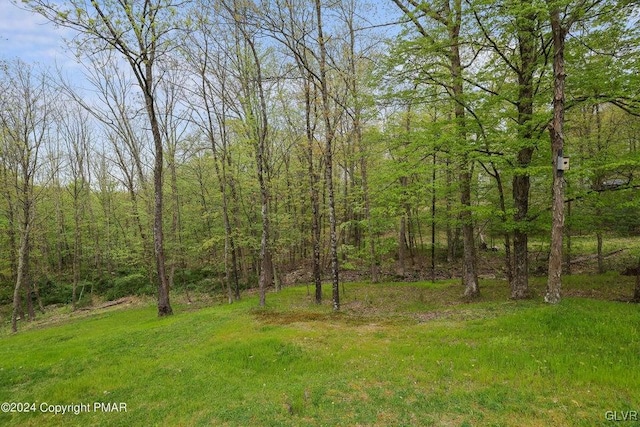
[512,172,531,299]
[511,6,538,299]
[512,149,533,299]
[445,0,479,297]
[460,166,479,297]
[453,68,479,297]
[545,8,566,304]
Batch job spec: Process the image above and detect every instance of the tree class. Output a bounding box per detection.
[314,0,341,310]
[0,61,56,332]
[469,0,551,299]
[257,0,325,301]
[222,0,274,307]
[65,56,155,283]
[543,0,636,303]
[59,103,92,310]
[22,0,186,316]
[258,0,346,309]
[181,5,242,302]
[392,0,480,297]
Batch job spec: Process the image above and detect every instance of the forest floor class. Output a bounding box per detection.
[1,275,639,426]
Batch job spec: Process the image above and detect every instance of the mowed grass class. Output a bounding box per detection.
[0,275,639,426]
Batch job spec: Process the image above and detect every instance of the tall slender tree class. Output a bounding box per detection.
[23,0,187,315]
[0,61,56,332]
[392,0,480,297]
[314,0,341,310]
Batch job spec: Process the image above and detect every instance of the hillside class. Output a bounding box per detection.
[1,276,639,426]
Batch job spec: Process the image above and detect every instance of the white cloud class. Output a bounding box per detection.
[0,1,76,66]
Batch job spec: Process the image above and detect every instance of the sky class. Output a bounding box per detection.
[0,1,78,69]
[1,1,403,67]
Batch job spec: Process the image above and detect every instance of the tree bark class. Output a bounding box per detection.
[460,166,479,297]
[141,60,172,316]
[315,0,340,311]
[450,0,479,298]
[306,82,323,303]
[511,5,539,299]
[633,257,640,303]
[597,232,604,274]
[512,170,531,299]
[399,213,407,277]
[12,215,30,333]
[545,6,567,304]
[565,199,572,275]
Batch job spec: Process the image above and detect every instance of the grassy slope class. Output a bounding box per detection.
[0,276,639,426]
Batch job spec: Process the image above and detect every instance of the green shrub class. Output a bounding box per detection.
[37,279,73,306]
[0,282,13,305]
[104,273,153,301]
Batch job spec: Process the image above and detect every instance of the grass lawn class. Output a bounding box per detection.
[0,275,639,426]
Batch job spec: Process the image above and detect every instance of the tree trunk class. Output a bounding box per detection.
[453,56,479,297]
[633,257,640,303]
[398,214,407,277]
[72,197,81,311]
[510,4,539,298]
[445,158,456,265]
[145,83,172,316]
[597,232,604,274]
[315,0,339,311]
[309,115,323,304]
[545,7,566,304]
[512,165,532,298]
[239,25,273,308]
[11,219,30,333]
[460,166,479,297]
[347,10,377,282]
[167,147,181,295]
[447,0,479,297]
[361,146,377,283]
[300,67,323,303]
[431,152,437,282]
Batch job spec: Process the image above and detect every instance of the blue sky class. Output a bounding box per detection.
[0,1,76,68]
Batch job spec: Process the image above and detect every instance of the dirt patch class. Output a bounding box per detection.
[253,310,332,325]
[78,296,135,311]
[414,310,451,322]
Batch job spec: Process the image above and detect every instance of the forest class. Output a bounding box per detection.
[1,0,640,333]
